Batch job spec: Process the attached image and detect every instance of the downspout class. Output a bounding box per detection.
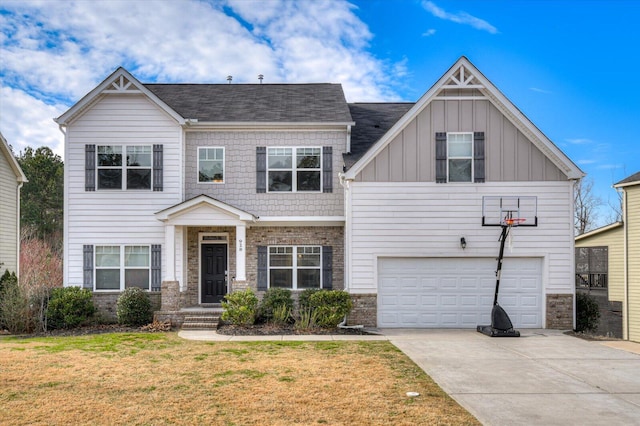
[622,188,629,340]
[338,173,363,329]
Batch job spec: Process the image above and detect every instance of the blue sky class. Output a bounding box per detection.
[1,0,638,227]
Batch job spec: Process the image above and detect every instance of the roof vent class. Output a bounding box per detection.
[258,74,264,84]
[227,75,232,84]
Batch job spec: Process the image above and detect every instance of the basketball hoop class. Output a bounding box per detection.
[503,218,526,227]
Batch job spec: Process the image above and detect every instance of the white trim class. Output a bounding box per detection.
[94,244,151,292]
[575,221,624,241]
[343,56,584,181]
[155,194,256,222]
[198,233,229,304]
[197,146,225,184]
[267,245,322,290]
[266,146,322,193]
[55,67,185,126]
[0,133,28,182]
[184,122,354,130]
[446,132,474,183]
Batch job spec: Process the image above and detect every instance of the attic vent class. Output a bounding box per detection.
[258,74,264,84]
[227,75,232,84]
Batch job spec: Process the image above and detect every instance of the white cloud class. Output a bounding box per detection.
[566,138,594,145]
[529,87,552,94]
[422,29,437,37]
[0,0,405,156]
[421,1,498,34]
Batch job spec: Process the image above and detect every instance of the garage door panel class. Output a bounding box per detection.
[378,257,542,328]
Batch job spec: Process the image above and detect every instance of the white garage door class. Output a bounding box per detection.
[378,257,542,328]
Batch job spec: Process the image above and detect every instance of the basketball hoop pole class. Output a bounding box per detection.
[477,213,521,337]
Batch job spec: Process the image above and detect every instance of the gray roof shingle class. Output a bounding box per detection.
[145,83,353,123]
[615,171,640,186]
[343,102,415,170]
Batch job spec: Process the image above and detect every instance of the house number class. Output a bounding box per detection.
[238,239,243,252]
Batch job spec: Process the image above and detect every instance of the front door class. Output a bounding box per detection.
[201,244,227,303]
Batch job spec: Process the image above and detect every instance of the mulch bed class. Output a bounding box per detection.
[216,322,369,336]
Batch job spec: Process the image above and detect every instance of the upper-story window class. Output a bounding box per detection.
[198,147,225,183]
[267,147,321,192]
[447,133,473,182]
[97,145,152,190]
[435,132,484,184]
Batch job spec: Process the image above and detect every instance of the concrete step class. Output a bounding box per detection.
[181,322,220,330]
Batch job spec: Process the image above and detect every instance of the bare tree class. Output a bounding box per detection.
[605,188,624,224]
[574,177,602,235]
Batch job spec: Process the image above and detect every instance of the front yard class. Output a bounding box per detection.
[0,332,479,425]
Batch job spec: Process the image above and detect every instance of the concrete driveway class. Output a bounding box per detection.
[384,329,640,426]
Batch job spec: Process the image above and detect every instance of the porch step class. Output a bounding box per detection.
[180,309,223,331]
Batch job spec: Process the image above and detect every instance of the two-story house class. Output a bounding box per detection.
[56,57,583,329]
[0,132,27,276]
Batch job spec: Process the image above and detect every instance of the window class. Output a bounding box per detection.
[447,133,473,182]
[268,246,321,289]
[198,147,225,183]
[95,245,150,290]
[97,145,152,190]
[267,147,321,192]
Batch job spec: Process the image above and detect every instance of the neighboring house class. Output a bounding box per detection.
[0,132,28,276]
[56,57,583,329]
[575,171,640,342]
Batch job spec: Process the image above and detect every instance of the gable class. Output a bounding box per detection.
[344,57,583,182]
[0,133,27,183]
[354,99,567,182]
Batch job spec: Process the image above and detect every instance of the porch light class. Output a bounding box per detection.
[460,237,467,249]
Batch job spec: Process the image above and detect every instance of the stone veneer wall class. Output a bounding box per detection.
[546,294,574,329]
[93,292,161,322]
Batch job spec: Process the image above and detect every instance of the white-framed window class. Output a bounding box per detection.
[97,145,152,190]
[268,246,321,289]
[198,147,225,183]
[447,133,473,182]
[267,147,321,192]
[95,245,150,290]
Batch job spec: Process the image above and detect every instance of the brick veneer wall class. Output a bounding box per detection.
[181,225,344,307]
[245,226,345,295]
[93,292,161,322]
[347,294,377,327]
[546,294,574,329]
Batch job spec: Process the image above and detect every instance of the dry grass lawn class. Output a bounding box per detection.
[0,332,479,425]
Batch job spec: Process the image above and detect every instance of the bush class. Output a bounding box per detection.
[0,273,31,333]
[305,290,353,328]
[294,307,319,331]
[116,288,153,326]
[298,288,321,310]
[576,292,600,333]
[221,288,258,326]
[46,287,96,329]
[0,269,17,295]
[258,288,294,323]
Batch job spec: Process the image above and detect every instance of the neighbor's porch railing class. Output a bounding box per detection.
[575,273,608,289]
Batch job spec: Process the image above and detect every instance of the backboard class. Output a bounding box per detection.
[482,196,538,227]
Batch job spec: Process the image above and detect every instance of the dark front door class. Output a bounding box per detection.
[201,244,227,303]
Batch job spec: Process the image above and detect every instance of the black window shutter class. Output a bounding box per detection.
[83,245,94,290]
[85,145,96,191]
[257,246,268,291]
[151,244,162,291]
[473,132,485,183]
[435,133,447,183]
[322,246,333,290]
[322,146,333,193]
[153,144,163,191]
[256,147,266,193]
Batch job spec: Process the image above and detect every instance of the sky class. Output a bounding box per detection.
[1,0,639,227]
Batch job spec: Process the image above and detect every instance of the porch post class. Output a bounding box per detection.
[236,224,246,281]
[164,224,176,281]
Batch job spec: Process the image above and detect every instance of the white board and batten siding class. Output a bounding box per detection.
[347,181,575,327]
[64,94,183,287]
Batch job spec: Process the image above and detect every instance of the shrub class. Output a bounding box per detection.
[221,288,258,326]
[258,288,294,322]
[306,290,353,328]
[0,269,17,295]
[576,292,600,333]
[271,304,292,326]
[46,287,96,330]
[116,288,153,326]
[0,273,31,333]
[294,307,318,331]
[298,288,321,310]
